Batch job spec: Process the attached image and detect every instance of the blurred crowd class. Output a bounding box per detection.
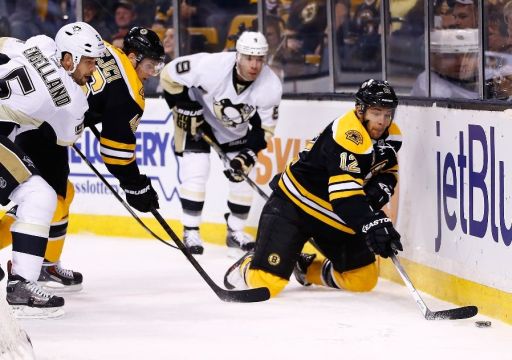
[2,0,512,99]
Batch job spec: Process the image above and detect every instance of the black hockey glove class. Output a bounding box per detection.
[121,175,159,213]
[361,210,402,258]
[364,177,394,210]
[173,101,204,154]
[224,149,257,183]
[372,142,398,173]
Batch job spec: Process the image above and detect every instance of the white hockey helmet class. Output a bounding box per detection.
[55,22,106,73]
[430,29,479,54]
[236,31,269,57]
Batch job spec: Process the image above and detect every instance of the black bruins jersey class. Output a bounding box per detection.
[83,42,145,185]
[277,110,401,234]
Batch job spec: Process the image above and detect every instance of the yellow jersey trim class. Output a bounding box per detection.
[105,42,145,111]
[332,111,373,155]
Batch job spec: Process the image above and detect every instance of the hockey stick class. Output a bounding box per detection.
[198,130,270,200]
[150,208,271,302]
[72,144,178,250]
[74,144,270,302]
[390,254,478,320]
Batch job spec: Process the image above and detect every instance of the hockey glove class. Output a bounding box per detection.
[364,177,394,210]
[361,210,402,258]
[173,101,204,154]
[372,142,398,173]
[121,175,159,213]
[224,149,257,183]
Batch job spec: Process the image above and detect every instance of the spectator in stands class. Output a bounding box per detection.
[453,0,477,29]
[83,0,112,41]
[9,0,44,40]
[206,0,257,48]
[110,0,137,43]
[433,0,456,29]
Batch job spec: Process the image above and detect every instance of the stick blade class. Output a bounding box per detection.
[216,286,271,303]
[426,306,478,320]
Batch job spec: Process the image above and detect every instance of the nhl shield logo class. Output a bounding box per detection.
[345,130,363,145]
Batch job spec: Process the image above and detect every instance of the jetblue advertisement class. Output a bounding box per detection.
[395,106,512,292]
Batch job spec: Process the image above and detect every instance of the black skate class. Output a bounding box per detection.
[38,260,83,293]
[183,227,204,255]
[293,253,317,286]
[7,263,65,319]
[224,213,255,257]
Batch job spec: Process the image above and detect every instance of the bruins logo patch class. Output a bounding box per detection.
[345,130,363,145]
[267,253,281,266]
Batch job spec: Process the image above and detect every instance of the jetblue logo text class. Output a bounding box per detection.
[435,123,512,251]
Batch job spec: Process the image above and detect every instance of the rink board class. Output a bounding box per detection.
[68,98,512,324]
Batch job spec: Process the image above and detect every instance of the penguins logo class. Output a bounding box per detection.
[213,99,256,128]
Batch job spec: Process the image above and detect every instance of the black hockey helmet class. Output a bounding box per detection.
[123,26,164,62]
[355,79,398,112]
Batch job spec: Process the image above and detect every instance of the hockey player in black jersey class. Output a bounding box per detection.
[0,27,164,293]
[225,79,403,298]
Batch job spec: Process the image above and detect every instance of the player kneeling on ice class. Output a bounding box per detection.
[225,79,403,297]
[160,31,282,256]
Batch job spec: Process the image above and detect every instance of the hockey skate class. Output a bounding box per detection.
[293,253,317,286]
[224,214,255,257]
[223,251,254,290]
[7,263,65,319]
[184,227,204,255]
[38,261,83,293]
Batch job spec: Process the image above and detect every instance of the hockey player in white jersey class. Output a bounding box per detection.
[0,22,105,318]
[160,31,283,255]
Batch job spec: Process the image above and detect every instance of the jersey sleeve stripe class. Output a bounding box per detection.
[328,181,362,192]
[329,189,366,201]
[278,168,355,234]
[329,174,364,185]
[100,146,134,160]
[100,137,136,151]
[101,156,135,165]
[285,167,332,209]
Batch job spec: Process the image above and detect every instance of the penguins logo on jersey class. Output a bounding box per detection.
[213,99,256,128]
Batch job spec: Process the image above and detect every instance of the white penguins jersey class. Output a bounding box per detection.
[162,52,282,145]
[0,35,88,145]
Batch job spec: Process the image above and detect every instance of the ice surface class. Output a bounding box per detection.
[0,234,509,360]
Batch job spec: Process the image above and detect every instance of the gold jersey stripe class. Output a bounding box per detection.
[100,137,136,151]
[102,156,135,165]
[285,166,332,209]
[279,170,355,234]
[329,189,365,201]
[278,178,355,234]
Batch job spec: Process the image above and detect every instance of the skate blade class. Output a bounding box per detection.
[11,305,65,319]
[227,247,245,259]
[38,281,83,293]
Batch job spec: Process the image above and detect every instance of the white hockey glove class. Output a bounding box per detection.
[224,149,257,183]
[173,101,204,154]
